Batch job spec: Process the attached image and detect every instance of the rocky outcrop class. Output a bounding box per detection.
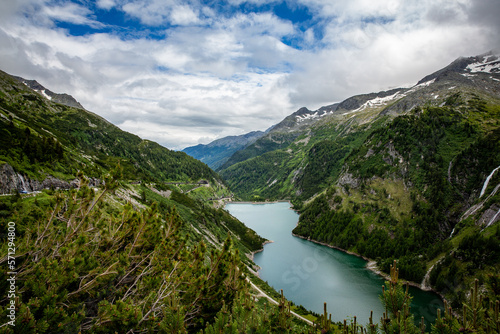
[0,163,101,194]
[337,172,360,189]
[0,163,28,194]
[13,77,85,109]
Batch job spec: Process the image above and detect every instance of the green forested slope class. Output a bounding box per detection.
[292,96,500,306]
[0,70,218,183]
[0,168,313,333]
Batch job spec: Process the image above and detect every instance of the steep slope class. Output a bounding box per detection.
[182,130,265,169]
[0,69,220,191]
[0,69,316,332]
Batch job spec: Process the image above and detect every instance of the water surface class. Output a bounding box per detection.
[226,202,443,327]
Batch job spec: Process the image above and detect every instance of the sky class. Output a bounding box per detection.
[0,0,499,150]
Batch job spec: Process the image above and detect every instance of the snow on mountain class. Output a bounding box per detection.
[342,90,407,116]
[39,89,53,101]
[295,110,334,122]
[466,54,500,73]
[14,76,84,109]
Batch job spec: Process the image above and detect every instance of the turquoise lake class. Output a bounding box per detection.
[226,202,443,328]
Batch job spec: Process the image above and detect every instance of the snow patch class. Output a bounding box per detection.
[295,110,333,122]
[40,90,52,100]
[342,90,405,116]
[460,73,476,78]
[31,89,52,100]
[467,56,500,73]
[405,79,436,95]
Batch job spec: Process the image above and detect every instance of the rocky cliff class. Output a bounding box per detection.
[0,163,101,194]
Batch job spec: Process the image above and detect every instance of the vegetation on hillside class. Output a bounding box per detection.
[0,70,219,184]
[293,97,500,307]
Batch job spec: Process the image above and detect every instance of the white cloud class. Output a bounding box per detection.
[170,5,200,26]
[42,2,105,28]
[122,0,175,26]
[97,0,116,10]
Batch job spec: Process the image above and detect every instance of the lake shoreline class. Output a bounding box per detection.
[291,233,442,293]
[228,200,292,205]
[250,240,274,260]
[227,201,443,324]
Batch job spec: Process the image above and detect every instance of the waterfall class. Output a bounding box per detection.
[449,227,456,238]
[486,208,500,228]
[480,165,500,198]
[18,174,28,192]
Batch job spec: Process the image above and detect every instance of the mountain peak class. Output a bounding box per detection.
[417,50,500,85]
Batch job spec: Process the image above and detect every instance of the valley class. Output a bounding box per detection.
[1,51,500,333]
[191,51,500,330]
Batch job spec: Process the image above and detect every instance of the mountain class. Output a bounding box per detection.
[13,76,85,109]
[218,50,500,307]
[0,69,221,191]
[1,69,315,332]
[219,51,500,200]
[182,130,265,169]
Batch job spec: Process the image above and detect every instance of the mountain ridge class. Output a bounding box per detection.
[13,75,86,110]
[0,69,221,188]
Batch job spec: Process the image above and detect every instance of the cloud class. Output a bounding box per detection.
[467,0,500,49]
[97,0,116,10]
[284,0,498,108]
[170,5,200,25]
[42,2,106,28]
[121,0,205,27]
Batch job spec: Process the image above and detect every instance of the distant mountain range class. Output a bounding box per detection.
[183,130,265,169]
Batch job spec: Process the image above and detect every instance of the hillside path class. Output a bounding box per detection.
[246,277,314,326]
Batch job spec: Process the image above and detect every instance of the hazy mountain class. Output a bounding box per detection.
[182,130,265,169]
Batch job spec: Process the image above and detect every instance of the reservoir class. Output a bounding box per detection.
[226,202,443,328]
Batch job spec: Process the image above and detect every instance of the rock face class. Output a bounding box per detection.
[477,204,500,227]
[337,172,360,189]
[0,163,28,194]
[0,163,101,194]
